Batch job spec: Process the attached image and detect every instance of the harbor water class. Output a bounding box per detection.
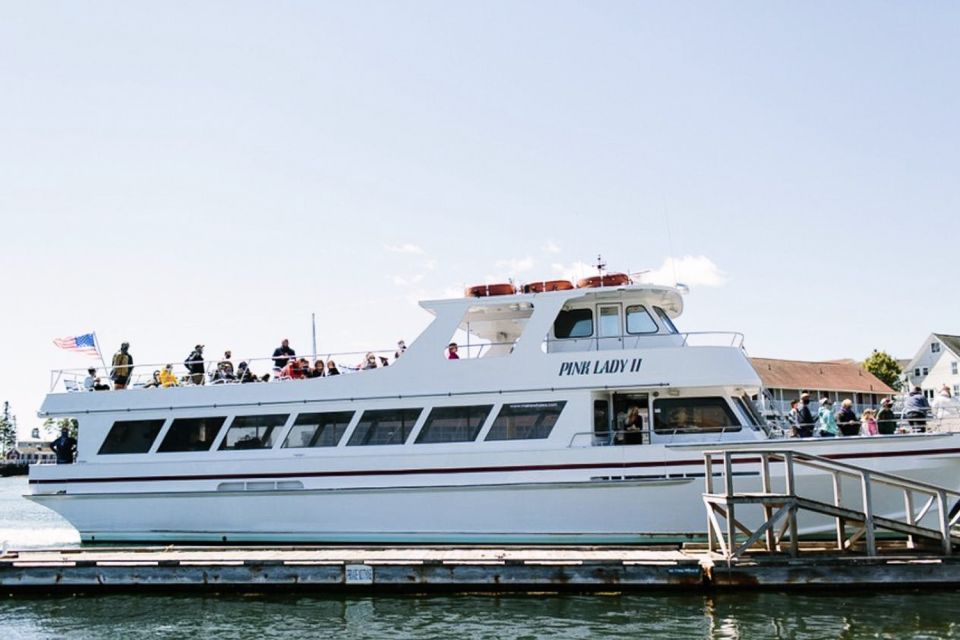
[2,476,958,639]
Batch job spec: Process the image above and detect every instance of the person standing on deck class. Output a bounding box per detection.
[185,345,206,385]
[50,426,77,464]
[876,398,897,435]
[903,386,931,432]
[817,398,839,437]
[273,339,295,370]
[796,392,817,438]
[110,342,133,389]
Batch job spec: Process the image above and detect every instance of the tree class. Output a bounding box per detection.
[0,401,17,457]
[42,417,78,441]
[863,349,903,391]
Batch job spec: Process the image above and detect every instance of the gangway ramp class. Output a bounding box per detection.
[702,449,960,560]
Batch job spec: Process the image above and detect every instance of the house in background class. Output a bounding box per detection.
[750,357,894,416]
[903,333,960,400]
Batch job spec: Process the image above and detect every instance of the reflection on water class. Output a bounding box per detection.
[2,478,958,639]
[1,591,958,639]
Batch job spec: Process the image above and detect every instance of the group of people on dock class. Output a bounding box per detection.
[787,385,955,437]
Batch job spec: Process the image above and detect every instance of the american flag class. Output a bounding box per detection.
[53,332,100,357]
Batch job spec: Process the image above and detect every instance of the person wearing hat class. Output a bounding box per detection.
[83,367,97,391]
[50,426,77,464]
[110,342,133,389]
[796,392,817,438]
[817,397,839,437]
[876,398,897,435]
[184,344,206,385]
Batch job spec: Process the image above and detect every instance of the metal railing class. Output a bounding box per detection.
[542,331,744,352]
[49,347,407,393]
[703,449,960,559]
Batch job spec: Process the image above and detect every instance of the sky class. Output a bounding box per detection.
[1,2,958,437]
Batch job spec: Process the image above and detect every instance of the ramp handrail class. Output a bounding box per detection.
[702,449,960,559]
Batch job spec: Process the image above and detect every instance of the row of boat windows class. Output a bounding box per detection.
[96,402,567,455]
[554,305,677,339]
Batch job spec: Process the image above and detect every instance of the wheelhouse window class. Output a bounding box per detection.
[625,305,658,334]
[157,417,226,452]
[415,405,492,444]
[98,419,165,454]
[347,408,423,446]
[485,401,566,441]
[554,309,593,339]
[654,307,678,334]
[219,414,288,450]
[283,411,354,448]
[653,398,739,434]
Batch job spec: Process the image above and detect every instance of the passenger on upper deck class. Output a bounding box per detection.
[160,364,179,388]
[395,340,406,359]
[218,351,235,378]
[83,367,96,391]
[273,339,295,370]
[326,360,340,376]
[110,342,133,390]
[362,353,378,370]
[280,358,305,380]
[143,370,162,389]
[447,343,459,360]
[237,361,257,383]
[185,345,206,385]
[307,359,325,378]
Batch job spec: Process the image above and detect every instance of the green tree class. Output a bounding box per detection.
[0,401,16,456]
[42,417,78,440]
[863,349,903,391]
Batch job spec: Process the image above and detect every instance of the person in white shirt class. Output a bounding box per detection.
[83,367,97,391]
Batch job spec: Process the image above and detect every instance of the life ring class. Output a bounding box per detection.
[465,283,516,297]
[522,280,574,293]
[576,273,631,288]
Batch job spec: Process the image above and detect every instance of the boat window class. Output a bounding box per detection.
[219,414,288,450]
[731,397,760,427]
[157,417,227,452]
[625,305,658,334]
[598,305,621,337]
[653,398,740,434]
[415,405,493,444]
[485,401,566,441]
[654,307,678,334]
[98,419,165,455]
[283,411,354,448]
[554,309,593,339]
[347,408,423,446]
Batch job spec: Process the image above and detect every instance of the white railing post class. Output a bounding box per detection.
[861,471,876,556]
[937,490,952,556]
[833,470,845,550]
[724,452,736,553]
[904,489,916,550]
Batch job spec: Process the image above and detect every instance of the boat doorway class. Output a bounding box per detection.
[593,392,650,445]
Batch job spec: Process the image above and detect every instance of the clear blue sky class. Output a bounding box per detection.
[2,2,958,436]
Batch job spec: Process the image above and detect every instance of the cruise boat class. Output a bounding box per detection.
[28,274,960,543]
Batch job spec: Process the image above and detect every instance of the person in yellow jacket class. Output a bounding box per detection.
[159,364,180,388]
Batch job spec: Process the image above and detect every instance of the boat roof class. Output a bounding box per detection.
[420,284,684,318]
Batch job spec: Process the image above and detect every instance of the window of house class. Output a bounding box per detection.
[915,368,921,377]
[952,362,958,375]
[625,305,658,334]
[98,419,165,454]
[932,343,941,353]
[219,414,288,450]
[283,411,354,448]
[485,401,566,441]
[954,385,959,397]
[415,405,492,444]
[554,309,593,339]
[347,409,423,446]
[923,367,929,376]
[653,397,740,434]
[654,307,679,334]
[157,417,227,452]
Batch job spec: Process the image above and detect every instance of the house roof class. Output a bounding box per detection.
[750,357,894,394]
[934,334,960,357]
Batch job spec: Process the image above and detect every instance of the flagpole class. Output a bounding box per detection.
[92,332,109,375]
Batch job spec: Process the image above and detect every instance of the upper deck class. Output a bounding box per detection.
[41,280,761,419]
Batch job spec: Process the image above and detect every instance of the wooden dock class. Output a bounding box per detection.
[3,544,960,593]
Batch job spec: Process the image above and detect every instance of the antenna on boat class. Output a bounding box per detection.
[593,254,606,276]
